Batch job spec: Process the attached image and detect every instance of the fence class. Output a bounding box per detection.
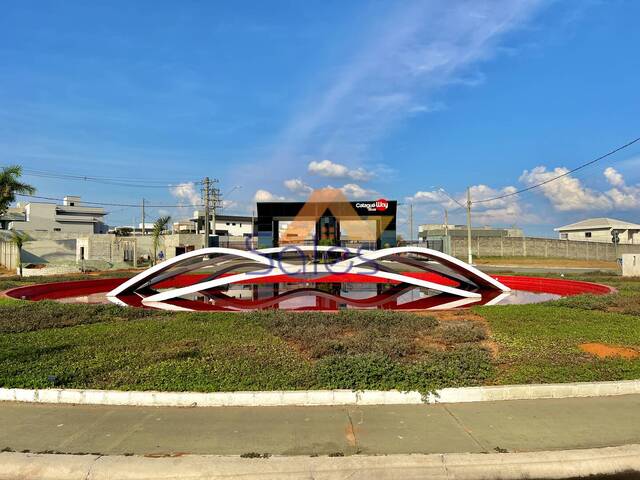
[449,236,640,262]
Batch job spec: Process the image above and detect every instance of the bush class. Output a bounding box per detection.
[255,309,439,360]
[0,301,165,333]
[436,321,487,344]
[312,345,494,394]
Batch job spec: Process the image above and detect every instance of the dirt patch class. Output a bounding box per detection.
[473,257,617,269]
[579,342,639,359]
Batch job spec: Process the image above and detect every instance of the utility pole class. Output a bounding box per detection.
[141,198,146,236]
[444,208,449,236]
[203,177,210,248]
[202,177,220,248]
[466,187,473,265]
[409,203,414,244]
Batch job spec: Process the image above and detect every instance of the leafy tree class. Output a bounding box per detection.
[11,230,30,277]
[0,165,36,216]
[151,215,171,265]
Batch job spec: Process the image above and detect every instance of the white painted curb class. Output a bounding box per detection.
[1,379,639,407]
[1,445,639,480]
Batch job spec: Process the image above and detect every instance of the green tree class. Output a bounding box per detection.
[0,165,36,216]
[151,215,171,265]
[11,230,30,277]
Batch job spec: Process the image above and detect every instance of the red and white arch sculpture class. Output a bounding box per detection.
[107,246,509,311]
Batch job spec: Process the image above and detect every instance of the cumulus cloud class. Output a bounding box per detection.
[406,184,537,224]
[603,167,640,209]
[604,167,624,187]
[284,178,313,195]
[338,183,378,199]
[169,182,201,206]
[519,166,612,212]
[517,165,640,212]
[254,189,286,202]
[308,160,373,181]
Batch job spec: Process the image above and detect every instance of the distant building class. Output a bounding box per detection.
[418,224,523,240]
[189,211,255,237]
[108,223,156,236]
[555,217,640,244]
[4,196,108,234]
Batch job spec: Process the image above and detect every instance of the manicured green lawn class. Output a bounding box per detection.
[0,272,638,392]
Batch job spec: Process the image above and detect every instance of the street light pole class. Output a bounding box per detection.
[466,187,473,265]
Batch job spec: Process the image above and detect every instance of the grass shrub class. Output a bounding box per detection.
[0,301,165,333]
[255,309,439,360]
[435,321,486,344]
[313,345,494,392]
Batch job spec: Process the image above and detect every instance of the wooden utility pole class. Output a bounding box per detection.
[466,188,473,265]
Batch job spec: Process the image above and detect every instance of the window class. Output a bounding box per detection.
[560,233,568,239]
[54,228,61,232]
[585,232,592,238]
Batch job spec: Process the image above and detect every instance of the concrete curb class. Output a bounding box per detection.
[1,379,640,407]
[1,445,639,480]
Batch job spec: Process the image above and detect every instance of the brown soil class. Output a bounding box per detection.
[473,257,616,269]
[579,342,640,359]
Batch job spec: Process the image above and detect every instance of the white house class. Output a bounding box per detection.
[7,196,108,234]
[555,217,640,244]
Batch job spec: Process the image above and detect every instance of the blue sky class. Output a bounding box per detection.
[1,0,639,236]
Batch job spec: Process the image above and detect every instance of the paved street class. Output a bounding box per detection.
[1,394,639,457]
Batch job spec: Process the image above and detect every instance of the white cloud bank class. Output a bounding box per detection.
[283,178,313,195]
[170,182,201,205]
[520,166,640,211]
[308,160,373,181]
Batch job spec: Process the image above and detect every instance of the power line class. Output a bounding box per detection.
[20,168,202,188]
[473,135,640,204]
[16,193,203,208]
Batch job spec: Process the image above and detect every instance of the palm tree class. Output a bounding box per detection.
[151,215,171,265]
[0,165,36,216]
[11,230,29,277]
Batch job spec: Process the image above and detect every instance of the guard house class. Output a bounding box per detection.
[256,199,397,250]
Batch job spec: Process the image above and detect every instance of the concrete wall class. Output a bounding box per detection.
[450,235,640,261]
[622,254,640,277]
[0,241,18,271]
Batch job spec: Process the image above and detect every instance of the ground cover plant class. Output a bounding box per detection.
[0,272,638,392]
[479,273,640,384]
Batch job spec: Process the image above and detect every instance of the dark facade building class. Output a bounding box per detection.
[256,200,397,249]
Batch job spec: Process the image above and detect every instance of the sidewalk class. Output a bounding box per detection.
[1,394,639,456]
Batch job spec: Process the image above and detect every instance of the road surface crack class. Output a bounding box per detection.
[442,405,487,452]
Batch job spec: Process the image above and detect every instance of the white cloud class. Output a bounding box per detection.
[268,1,544,169]
[604,167,624,187]
[518,165,640,212]
[169,182,201,206]
[406,190,449,204]
[308,160,373,181]
[283,178,313,195]
[406,184,537,224]
[253,189,286,202]
[338,183,378,199]
[519,166,612,212]
[603,167,640,209]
